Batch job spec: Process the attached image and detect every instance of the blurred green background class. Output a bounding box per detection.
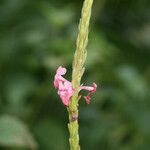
[0,0,150,150]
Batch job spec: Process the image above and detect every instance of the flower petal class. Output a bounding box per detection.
[80,83,97,104]
[54,66,75,106]
[56,66,67,75]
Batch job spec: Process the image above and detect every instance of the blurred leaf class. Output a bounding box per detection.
[0,115,37,149]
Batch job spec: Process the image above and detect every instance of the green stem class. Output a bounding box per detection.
[68,0,94,150]
[68,106,80,150]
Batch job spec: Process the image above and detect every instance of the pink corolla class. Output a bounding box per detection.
[80,83,97,104]
[54,66,97,106]
[54,66,75,106]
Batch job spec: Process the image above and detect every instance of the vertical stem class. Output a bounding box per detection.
[68,107,80,150]
[68,0,94,150]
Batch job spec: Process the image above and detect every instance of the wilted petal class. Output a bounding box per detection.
[80,83,97,104]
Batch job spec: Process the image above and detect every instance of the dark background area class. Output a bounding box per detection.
[0,0,150,149]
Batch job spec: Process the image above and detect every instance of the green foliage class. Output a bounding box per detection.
[0,0,150,150]
[33,119,67,150]
[0,115,37,149]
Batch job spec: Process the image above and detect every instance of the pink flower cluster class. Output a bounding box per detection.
[54,66,97,106]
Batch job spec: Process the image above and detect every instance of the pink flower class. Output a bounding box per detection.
[54,66,67,88]
[54,66,75,106]
[54,66,97,106]
[80,83,97,104]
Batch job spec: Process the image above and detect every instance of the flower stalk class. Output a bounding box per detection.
[68,0,94,150]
